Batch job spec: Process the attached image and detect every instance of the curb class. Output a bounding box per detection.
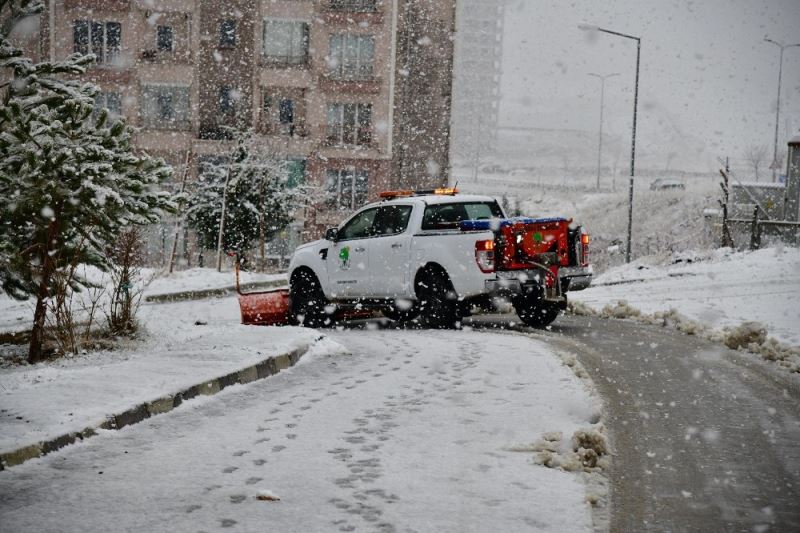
[0,344,308,471]
[145,279,287,303]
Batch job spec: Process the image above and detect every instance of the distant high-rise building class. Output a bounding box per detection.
[451,0,504,175]
[27,0,455,255]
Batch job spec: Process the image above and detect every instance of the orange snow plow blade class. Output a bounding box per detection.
[238,288,291,326]
[230,253,291,326]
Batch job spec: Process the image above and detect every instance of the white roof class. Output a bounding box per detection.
[364,193,497,209]
[733,182,785,189]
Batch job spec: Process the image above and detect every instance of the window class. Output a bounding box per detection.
[326,168,369,210]
[73,20,121,63]
[338,207,378,241]
[421,202,504,230]
[263,20,309,66]
[218,86,236,115]
[262,88,306,136]
[327,103,372,146]
[373,205,413,236]
[219,19,236,48]
[329,34,374,79]
[141,85,190,129]
[93,91,122,121]
[157,25,173,52]
[330,0,377,12]
[279,98,294,125]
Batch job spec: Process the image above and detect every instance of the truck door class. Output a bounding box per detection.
[328,207,378,299]
[368,205,414,298]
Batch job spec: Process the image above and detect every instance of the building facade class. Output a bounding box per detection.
[450,0,504,176]
[31,0,455,259]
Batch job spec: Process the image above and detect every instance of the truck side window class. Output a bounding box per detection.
[422,202,503,230]
[338,207,378,240]
[373,205,413,236]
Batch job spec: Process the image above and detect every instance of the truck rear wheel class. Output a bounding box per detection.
[290,270,333,328]
[416,272,460,329]
[513,291,561,328]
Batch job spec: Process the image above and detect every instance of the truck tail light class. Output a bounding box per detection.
[475,239,495,273]
[580,232,589,266]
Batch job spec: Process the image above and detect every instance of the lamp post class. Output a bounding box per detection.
[764,38,800,182]
[588,72,620,191]
[579,23,640,263]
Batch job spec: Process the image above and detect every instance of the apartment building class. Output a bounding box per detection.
[451,0,504,174]
[31,0,456,253]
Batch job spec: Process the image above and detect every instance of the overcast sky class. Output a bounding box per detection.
[500,0,800,173]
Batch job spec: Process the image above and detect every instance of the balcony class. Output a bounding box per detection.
[320,1,384,25]
[140,118,192,132]
[318,74,381,94]
[139,49,193,64]
[327,0,379,12]
[257,123,309,138]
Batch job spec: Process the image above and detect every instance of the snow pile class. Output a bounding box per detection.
[721,321,766,350]
[530,427,611,474]
[256,489,281,502]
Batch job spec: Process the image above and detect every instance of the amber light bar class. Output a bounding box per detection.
[379,188,460,199]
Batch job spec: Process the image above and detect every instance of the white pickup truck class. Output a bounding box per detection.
[288,189,591,328]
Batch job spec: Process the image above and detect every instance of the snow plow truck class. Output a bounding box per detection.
[283,188,591,328]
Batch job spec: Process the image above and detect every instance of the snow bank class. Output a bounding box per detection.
[145,267,285,296]
[570,247,800,371]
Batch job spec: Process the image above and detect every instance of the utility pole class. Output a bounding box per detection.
[588,72,620,191]
[579,24,642,263]
[168,148,192,274]
[216,167,232,272]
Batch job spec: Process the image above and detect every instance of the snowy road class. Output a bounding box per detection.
[471,314,800,531]
[0,328,596,532]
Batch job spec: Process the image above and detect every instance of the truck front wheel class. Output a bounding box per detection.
[513,291,561,328]
[416,272,460,329]
[290,270,333,328]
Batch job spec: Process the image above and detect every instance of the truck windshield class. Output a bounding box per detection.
[421,202,504,230]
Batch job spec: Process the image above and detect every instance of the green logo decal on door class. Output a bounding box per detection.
[339,246,350,269]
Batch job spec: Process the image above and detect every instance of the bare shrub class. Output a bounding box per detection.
[45,269,79,356]
[106,228,146,335]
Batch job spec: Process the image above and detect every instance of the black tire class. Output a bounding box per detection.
[381,301,420,323]
[416,271,460,329]
[513,289,561,328]
[290,270,333,328]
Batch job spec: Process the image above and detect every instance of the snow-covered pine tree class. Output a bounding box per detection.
[186,129,304,267]
[0,0,176,362]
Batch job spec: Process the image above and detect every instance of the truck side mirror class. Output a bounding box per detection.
[325,227,339,241]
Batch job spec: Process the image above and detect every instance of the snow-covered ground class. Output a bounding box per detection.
[571,247,800,347]
[0,328,599,532]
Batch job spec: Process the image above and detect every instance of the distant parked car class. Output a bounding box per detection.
[650,179,685,191]
[480,164,506,174]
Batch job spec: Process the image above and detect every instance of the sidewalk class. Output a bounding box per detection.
[0,289,337,470]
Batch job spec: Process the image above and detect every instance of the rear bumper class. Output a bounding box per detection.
[559,265,593,291]
[483,269,564,303]
[484,269,542,294]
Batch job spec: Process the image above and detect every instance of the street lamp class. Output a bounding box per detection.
[764,38,800,182]
[579,23,641,263]
[588,72,620,191]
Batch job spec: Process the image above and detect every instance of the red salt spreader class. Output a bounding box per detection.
[229,253,291,326]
